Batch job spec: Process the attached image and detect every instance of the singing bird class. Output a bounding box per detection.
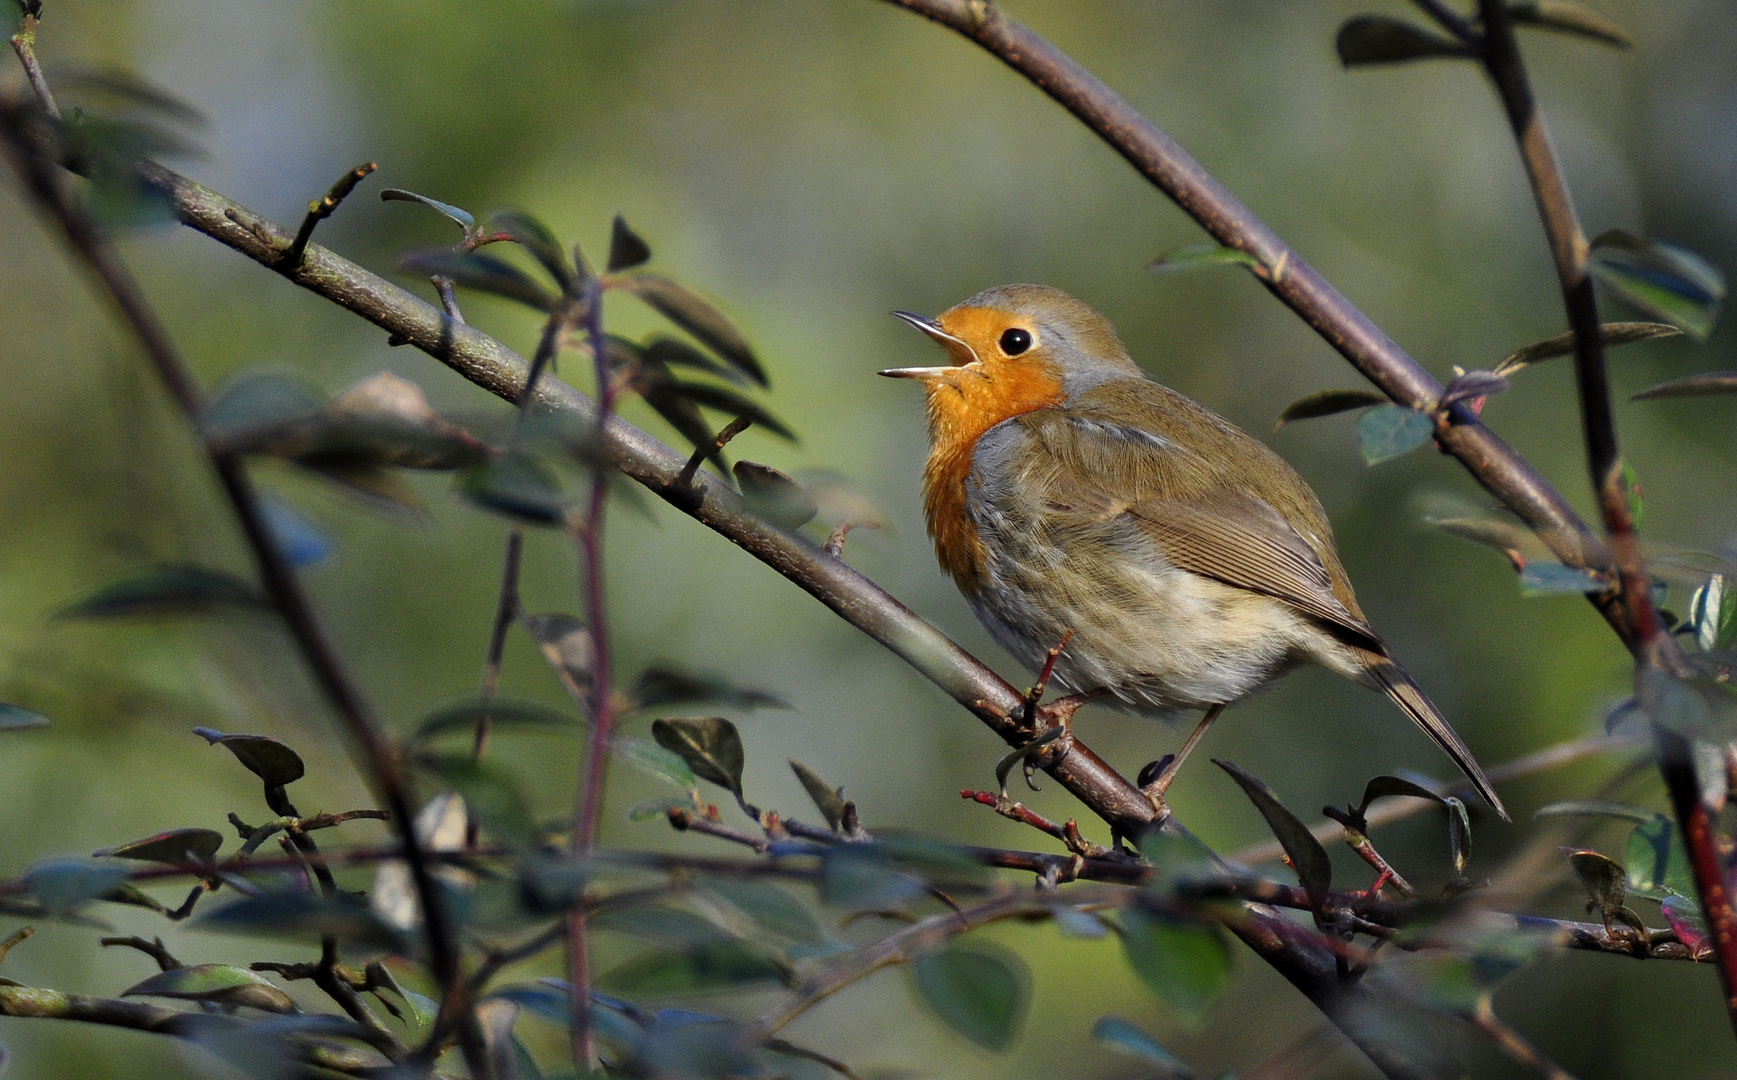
[881,284,1505,819]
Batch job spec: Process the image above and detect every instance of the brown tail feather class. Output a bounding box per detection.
[1351,646,1509,821]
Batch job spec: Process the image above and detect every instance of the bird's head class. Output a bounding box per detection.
[880,284,1139,442]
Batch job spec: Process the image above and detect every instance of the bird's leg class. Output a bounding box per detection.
[1140,703,1225,817]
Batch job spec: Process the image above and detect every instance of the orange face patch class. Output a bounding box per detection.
[915,306,1067,592]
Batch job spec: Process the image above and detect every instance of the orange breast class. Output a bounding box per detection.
[919,353,1066,594]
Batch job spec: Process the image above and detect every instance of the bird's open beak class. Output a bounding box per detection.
[880,310,978,379]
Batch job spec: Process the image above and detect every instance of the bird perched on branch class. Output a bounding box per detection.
[881,284,1506,820]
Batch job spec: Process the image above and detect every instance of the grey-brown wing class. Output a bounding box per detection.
[1125,495,1380,648]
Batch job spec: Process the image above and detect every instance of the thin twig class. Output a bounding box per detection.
[475,525,525,761]
[8,13,58,120]
[99,936,180,972]
[1462,997,1580,1080]
[282,161,377,269]
[0,926,33,965]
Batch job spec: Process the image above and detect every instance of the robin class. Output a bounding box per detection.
[880,284,1506,820]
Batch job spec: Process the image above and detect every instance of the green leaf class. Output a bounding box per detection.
[1445,796,1472,877]
[644,336,743,383]
[788,760,846,831]
[1633,372,1737,401]
[489,209,577,293]
[214,372,489,473]
[598,942,788,996]
[1588,231,1725,341]
[380,188,475,232]
[1147,243,1262,276]
[1092,1017,1197,1078]
[98,828,224,865]
[1510,1,1633,48]
[648,381,794,441]
[1661,894,1708,955]
[1494,321,1680,377]
[703,878,824,945]
[820,848,926,911]
[1357,774,1446,815]
[124,965,296,1013]
[614,272,765,387]
[594,904,739,949]
[412,700,574,745]
[1357,405,1433,464]
[608,215,652,272]
[631,666,789,711]
[1335,15,1470,66]
[201,373,325,440]
[1121,906,1232,1017]
[1689,575,1737,653]
[414,753,537,848]
[1271,389,1386,431]
[1534,800,1656,824]
[1626,813,1694,901]
[400,249,560,312]
[197,891,406,952]
[733,461,818,529]
[193,729,306,787]
[59,566,267,618]
[1519,563,1606,596]
[1407,924,1557,1011]
[1215,759,1331,903]
[651,717,746,799]
[460,452,570,525]
[908,945,1030,1053]
[0,705,49,731]
[24,860,131,916]
[613,736,697,790]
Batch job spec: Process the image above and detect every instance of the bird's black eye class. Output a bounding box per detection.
[999,327,1033,356]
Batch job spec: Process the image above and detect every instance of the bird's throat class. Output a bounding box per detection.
[918,359,1066,594]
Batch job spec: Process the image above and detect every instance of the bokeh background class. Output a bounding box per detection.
[4,1,1737,1076]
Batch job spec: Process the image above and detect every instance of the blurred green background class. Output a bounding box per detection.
[4,1,1737,1076]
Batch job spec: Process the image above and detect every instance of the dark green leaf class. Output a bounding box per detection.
[703,878,824,945]
[819,848,926,911]
[193,729,306,787]
[460,452,570,525]
[632,666,789,711]
[1626,813,1694,900]
[643,384,729,471]
[1271,389,1386,431]
[734,461,818,529]
[1358,405,1433,464]
[908,945,1030,1053]
[599,942,788,996]
[644,336,742,383]
[259,497,332,568]
[594,904,739,949]
[0,705,48,731]
[413,700,574,745]
[380,188,475,232]
[255,372,488,472]
[1519,563,1606,596]
[1357,775,1446,816]
[608,215,652,272]
[994,726,1065,796]
[1439,370,1510,407]
[488,209,576,293]
[613,737,697,790]
[125,965,295,1013]
[414,753,537,847]
[1147,243,1262,276]
[1215,759,1331,902]
[1510,1,1633,48]
[201,372,325,439]
[1633,372,1737,401]
[24,860,131,916]
[59,566,266,618]
[789,760,845,831]
[615,273,765,386]
[1407,924,1558,1011]
[1121,906,1232,1017]
[1588,231,1725,341]
[400,249,560,312]
[1092,1017,1197,1078]
[1335,15,1470,66]
[650,381,793,441]
[197,891,406,952]
[98,828,224,865]
[651,717,745,798]
[1534,800,1656,824]
[1567,848,1628,913]
[1494,321,1680,377]
[1690,575,1737,653]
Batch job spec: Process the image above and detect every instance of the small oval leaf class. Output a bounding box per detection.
[789,760,845,831]
[1092,1016,1197,1078]
[125,965,297,1013]
[460,453,570,525]
[1147,243,1262,276]
[1272,388,1386,431]
[400,249,560,312]
[1633,372,1737,401]
[733,461,818,529]
[0,705,49,732]
[908,945,1030,1053]
[60,566,267,618]
[651,717,745,799]
[607,215,652,273]
[1588,231,1725,341]
[488,210,576,293]
[1215,760,1331,903]
[1519,563,1607,596]
[98,828,225,865]
[614,273,765,386]
[1357,405,1434,464]
[1121,906,1232,1017]
[193,729,306,787]
[380,188,475,232]
[1336,15,1470,66]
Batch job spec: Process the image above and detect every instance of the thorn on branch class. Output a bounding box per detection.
[281,161,378,270]
[675,414,753,492]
